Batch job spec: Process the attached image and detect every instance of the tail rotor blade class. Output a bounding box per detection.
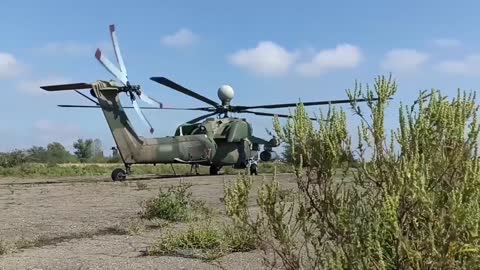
[138,92,163,108]
[95,49,128,85]
[109,24,128,77]
[132,98,154,134]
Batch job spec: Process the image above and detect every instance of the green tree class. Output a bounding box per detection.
[0,150,27,167]
[26,146,47,163]
[73,139,93,162]
[46,142,74,164]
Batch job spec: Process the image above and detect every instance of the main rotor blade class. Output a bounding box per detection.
[132,99,154,134]
[57,105,213,111]
[187,112,218,124]
[40,83,92,91]
[239,110,318,121]
[233,98,380,110]
[150,77,219,107]
[95,49,128,85]
[109,24,128,78]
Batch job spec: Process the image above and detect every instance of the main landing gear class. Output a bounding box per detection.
[249,163,258,175]
[111,164,131,181]
[209,165,221,175]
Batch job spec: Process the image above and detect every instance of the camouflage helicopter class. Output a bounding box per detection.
[40,24,374,181]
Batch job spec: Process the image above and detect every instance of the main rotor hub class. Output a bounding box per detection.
[218,85,234,104]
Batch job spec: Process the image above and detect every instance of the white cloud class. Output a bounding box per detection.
[229,41,298,76]
[161,28,197,48]
[0,52,24,79]
[16,77,71,95]
[432,38,462,48]
[436,54,480,75]
[381,49,429,73]
[296,44,363,76]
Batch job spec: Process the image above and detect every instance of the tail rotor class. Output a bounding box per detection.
[94,24,162,134]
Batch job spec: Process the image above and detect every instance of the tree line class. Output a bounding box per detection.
[0,139,121,167]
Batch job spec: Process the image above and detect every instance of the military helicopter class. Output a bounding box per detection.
[40,24,375,181]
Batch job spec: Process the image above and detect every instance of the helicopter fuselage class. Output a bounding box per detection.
[93,81,275,175]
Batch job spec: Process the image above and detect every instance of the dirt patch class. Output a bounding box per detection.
[0,174,294,269]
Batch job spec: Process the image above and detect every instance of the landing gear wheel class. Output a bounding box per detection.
[250,164,258,175]
[111,168,127,182]
[209,165,220,175]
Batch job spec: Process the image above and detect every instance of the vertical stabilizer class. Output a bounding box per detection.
[92,81,143,164]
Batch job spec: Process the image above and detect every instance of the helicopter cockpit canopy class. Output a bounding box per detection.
[174,123,208,136]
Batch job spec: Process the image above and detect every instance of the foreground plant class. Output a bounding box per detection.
[147,220,257,260]
[225,74,480,269]
[139,182,210,222]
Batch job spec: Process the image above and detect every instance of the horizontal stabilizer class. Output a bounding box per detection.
[40,83,92,91]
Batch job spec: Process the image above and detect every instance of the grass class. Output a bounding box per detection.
[141,180,258,261]
[139,182,212,222]
[147,222,257,261]
[0,162,293,178]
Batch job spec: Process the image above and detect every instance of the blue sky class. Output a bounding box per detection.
[1,0,480,153]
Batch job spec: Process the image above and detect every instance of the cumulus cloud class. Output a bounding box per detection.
[432,38,462,48]
[16,77,71,95]
[436,54,480,75]
[161,28,197,48]
[0,52,24,79]
[229,41,298,76]
[381,49,429,73]
[296,44,363,76]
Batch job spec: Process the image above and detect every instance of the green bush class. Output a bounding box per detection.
[148,222,223,259]
[148,221,257,260]
[225,75,480,269]
[0,150,27,168]
[139,183,209,222]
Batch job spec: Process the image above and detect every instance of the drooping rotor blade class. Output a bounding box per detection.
[150,77,219,107]
[239,110,318,121]
[187,112,218,124]
[57,104,215,111]
[233,98,380,111]
[40,83,92,91]
[95,49,128,85]
[74,90,99,105]
[132,99,154,134]
[109,24,128,77]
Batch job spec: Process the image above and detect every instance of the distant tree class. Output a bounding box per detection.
[108,146,122,163]
[26,146,48,163]
[89,138,106,162]
[73,139,94,162]
[46,142,73,164]
[0,149,27,168]
[92,139,104,158]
